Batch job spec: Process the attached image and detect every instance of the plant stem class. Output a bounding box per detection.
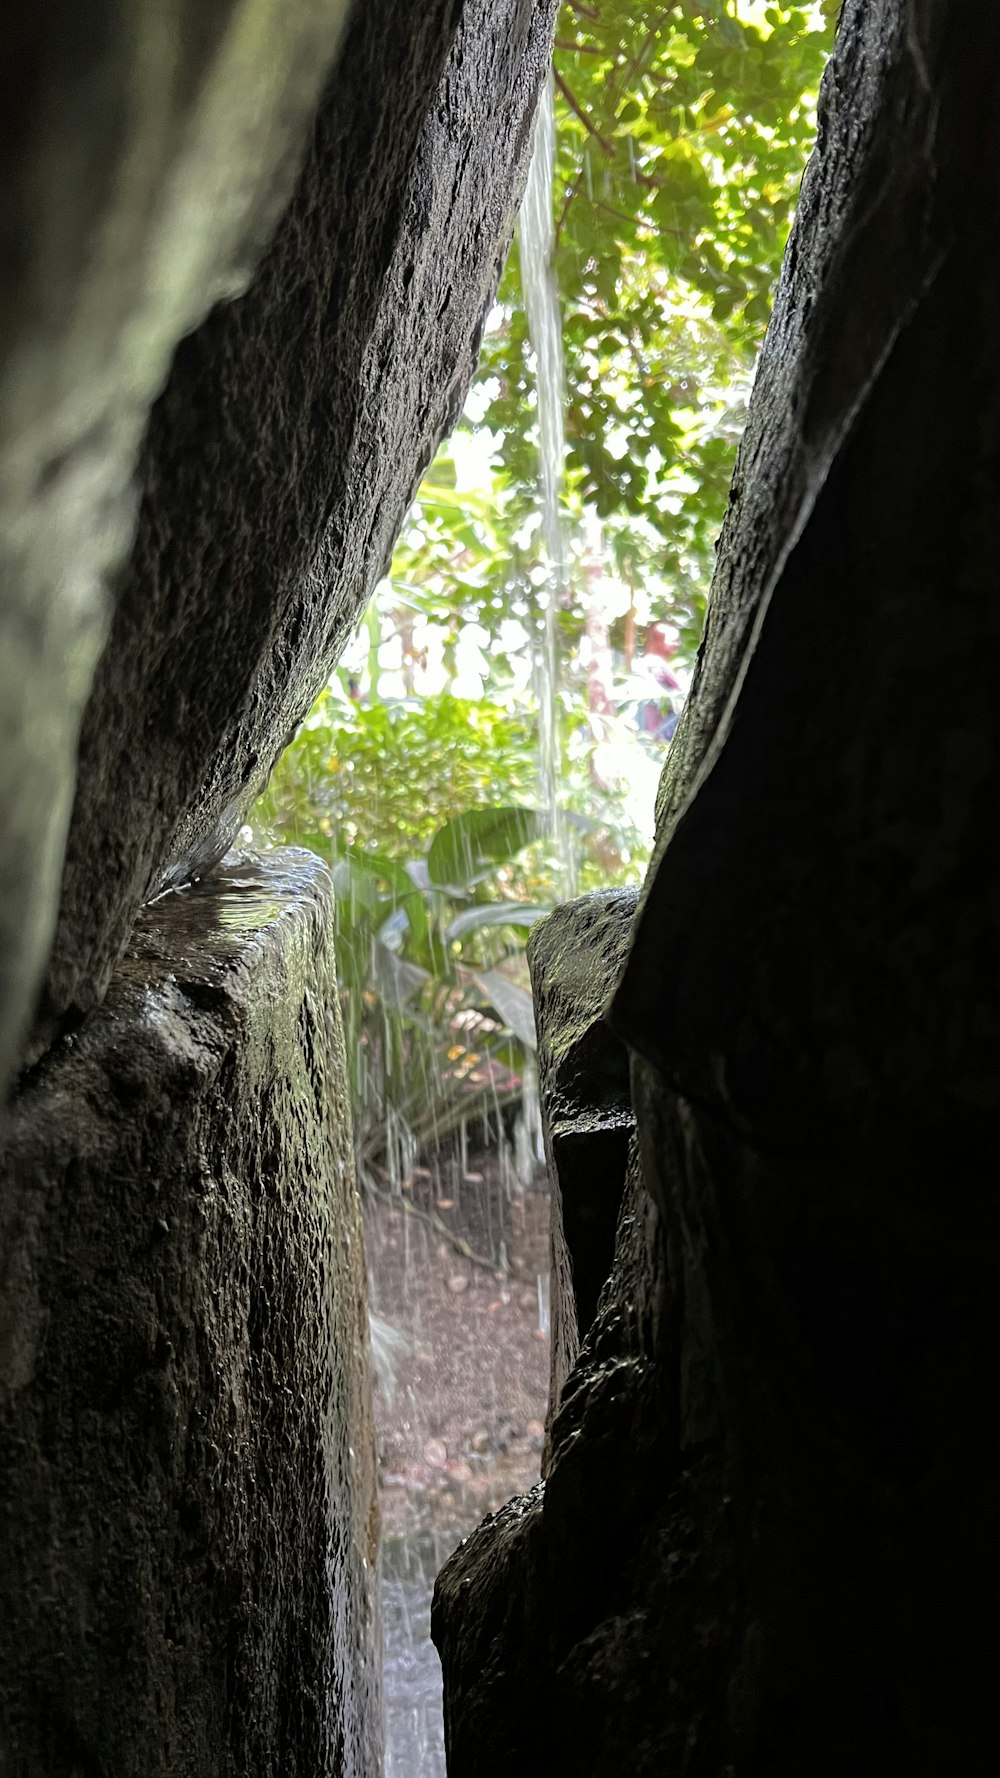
[362,1167,505,1275]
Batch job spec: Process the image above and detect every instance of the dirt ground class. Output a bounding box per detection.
[364,1157,550,1539]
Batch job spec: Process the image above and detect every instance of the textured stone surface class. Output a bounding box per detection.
[526,890,635,1435]
[433,1139,672,1776]
[0,849,380,1776]
[640,0,919,853]
[0,0,351,1093]
[436,4,999,1772]
[37,0,557,1055]
[615,0,1000,1130]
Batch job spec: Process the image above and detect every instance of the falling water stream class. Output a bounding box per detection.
[378,81,565,1775]
[517,76,574,891]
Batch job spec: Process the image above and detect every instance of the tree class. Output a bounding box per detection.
[258,3,835,1153]
[267,2,834,818]
[470,0,835,653]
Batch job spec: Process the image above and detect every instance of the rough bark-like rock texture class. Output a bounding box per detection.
[433,1138,671,1774]
[435,4,999,1773]
[0,0,351,1094]
[526,891,635,1439]
[0,850,380,1777]
[36,0,557,1058]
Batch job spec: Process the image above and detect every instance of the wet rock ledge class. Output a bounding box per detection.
[0,849,379,1778]
[434,4,999,1773]
[525,888,636,1456]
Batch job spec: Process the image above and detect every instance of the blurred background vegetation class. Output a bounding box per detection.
[253,1,835,1172]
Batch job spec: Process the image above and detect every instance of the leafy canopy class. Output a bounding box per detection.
[468,0,835,653]
[255,5,834,1159]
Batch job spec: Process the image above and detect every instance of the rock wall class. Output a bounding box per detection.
[0,851,380,1777]
[435,3,1000,1772]
[0,0,352,1093]
[2,4,562,1769]
[34,0,557,1060]
[525,891,635,1452]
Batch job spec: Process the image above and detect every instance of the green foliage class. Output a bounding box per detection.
[256,732,548,1166]
[258,686,652,899]
[256,688,538,858]
[427,807,544,890]
[255,9,835,1161]
[468,0,833,651]
[368,4,834,704]
[255,690,656,1163]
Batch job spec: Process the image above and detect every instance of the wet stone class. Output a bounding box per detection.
[36,0,560,1058]
[435,7,1000,1775]
[0,0,354,1094]
[0,848,380,1777]
[526,889,637,1430]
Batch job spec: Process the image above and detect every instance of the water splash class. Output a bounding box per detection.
[513,1052,544,1188]
[519,76,566,585]
[518,78,574,890]
[369,1311,412,1406]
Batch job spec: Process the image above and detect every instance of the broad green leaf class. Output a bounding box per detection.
[471,969,537,1050]
[370,941,430,1012]
[446,903,553,942]
[341,847,431,956]
[427,807,542,888]
[329,856,380,928]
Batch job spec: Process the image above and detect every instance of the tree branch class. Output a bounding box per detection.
[362,1166,507,1276]
[554,68,615,155]
[594,194,688,236]
[554,38,606,55]
[554,175,581,248]
[611,10,676,109]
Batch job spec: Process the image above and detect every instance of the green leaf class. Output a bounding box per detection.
[340,847,431,956]
[446,903,553,942]
[329,856,381,927]
[370,941,431,1012]
[427,807,542,888]
[471,969,537,1049]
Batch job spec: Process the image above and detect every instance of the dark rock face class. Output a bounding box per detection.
[37,0,557,1055]
[435,4,999,1772]
[526,890,636,1436]
[0,0,352,1094]
[0,851,380,1776]
[433,1138,672,1775]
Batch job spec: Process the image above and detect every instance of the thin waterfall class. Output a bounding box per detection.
[518,75,574,891]
[376,74,565,1778]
